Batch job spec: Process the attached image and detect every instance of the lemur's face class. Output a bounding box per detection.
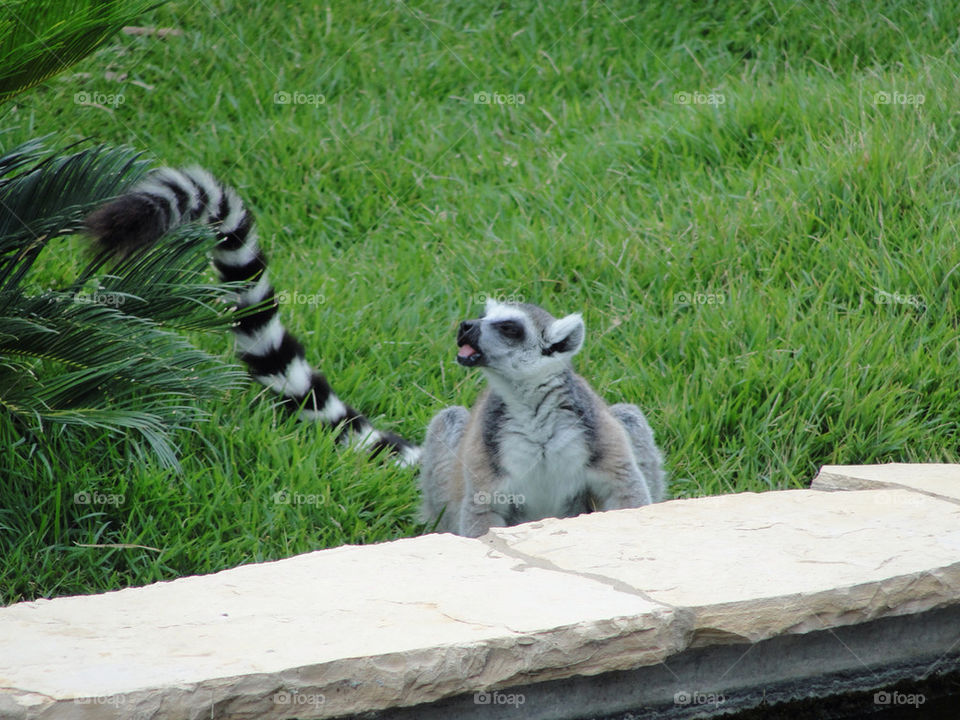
[456,300,585,380]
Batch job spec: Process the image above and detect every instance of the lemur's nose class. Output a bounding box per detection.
[457,320,478,345]
[457,320,480,347]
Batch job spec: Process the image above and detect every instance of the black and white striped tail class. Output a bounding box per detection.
[85,166,420,466]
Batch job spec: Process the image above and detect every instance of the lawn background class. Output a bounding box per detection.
[3,0,960,603]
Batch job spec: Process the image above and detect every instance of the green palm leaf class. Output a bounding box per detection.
[0,139,150,289]
[0,0,163,103]
[0,0,242,472]
[0,140,246,471]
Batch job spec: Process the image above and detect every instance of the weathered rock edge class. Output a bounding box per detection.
[812,461,960,503]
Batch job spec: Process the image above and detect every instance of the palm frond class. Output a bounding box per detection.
[0,139,149,251]
[0,0,163,103]
[0,140,246,471]
[0,291,244,469]
[0,140,150,292]
[75,225,251,332]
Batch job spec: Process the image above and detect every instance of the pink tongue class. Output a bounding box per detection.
[458,344,477,358]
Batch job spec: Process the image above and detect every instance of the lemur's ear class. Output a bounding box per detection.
[543,313,585,357]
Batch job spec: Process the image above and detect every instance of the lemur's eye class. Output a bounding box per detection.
[497,321,524,341]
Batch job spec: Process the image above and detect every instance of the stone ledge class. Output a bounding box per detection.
[484,488,960,646]
[2,466,960,719]
[0,536,682,719]
[812,462,960,503]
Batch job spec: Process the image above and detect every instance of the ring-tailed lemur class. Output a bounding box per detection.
[418,300,665,537]
[85,167,419,466]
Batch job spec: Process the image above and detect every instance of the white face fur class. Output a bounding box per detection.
[456,300,586,383]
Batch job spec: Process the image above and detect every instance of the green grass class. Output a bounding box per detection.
[4,0,960,604]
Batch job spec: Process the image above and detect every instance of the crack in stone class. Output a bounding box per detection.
[884,488,960,507]
[436,611,505,630]
[917,492,960,507]
[815,473,960,508]
[480,533,676,611]
[0,686,58,701]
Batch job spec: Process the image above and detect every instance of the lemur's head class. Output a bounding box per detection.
[456,300,585,381]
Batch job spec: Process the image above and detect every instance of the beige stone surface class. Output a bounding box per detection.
[0,533,679,720]
[485,489,960,646]
[812,462,960,502]
[3,480,960,719]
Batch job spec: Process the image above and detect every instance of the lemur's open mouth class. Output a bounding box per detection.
[457,319,484,366]
[457,343,483,367]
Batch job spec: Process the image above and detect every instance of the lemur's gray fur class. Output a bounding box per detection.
[419,300,665,537]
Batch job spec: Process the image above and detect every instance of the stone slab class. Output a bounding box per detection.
[812,462,960,503]
[0,533,679,720]
[484,489,960,646]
